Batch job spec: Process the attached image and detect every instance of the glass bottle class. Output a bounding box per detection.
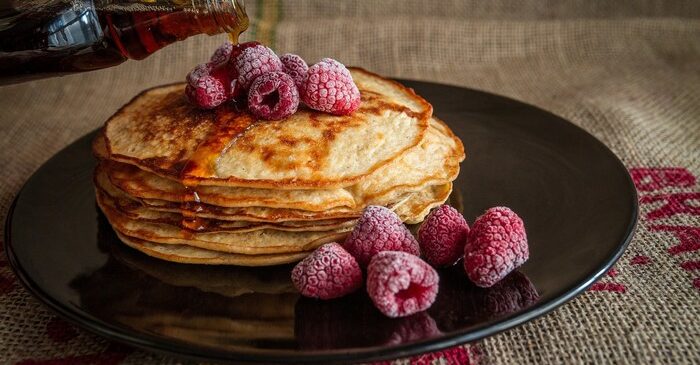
[0,0,248,84]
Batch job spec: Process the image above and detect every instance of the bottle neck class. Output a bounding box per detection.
[193,0,248,36]
[105,0,249,60]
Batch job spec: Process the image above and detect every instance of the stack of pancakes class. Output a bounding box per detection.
[93,68,465,266]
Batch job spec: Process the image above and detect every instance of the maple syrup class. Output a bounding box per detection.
[177,106,256,232]
[181,187,208,232]
[0,0,248,84]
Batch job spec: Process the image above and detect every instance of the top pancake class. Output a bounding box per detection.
[96,117,464,212]
[103,68,432,189]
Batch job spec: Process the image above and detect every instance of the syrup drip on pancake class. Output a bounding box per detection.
[178,104,257,232]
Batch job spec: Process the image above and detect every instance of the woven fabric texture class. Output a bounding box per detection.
[1,1,699,364]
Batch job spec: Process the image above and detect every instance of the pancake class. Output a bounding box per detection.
[394,183,453,224]
[110,181,450,265]
[97,117,464,212]
[99,181,449,256]
[97,188,357,233]
[116,232,313,266]
[345,117,463,207]
[100,195,350,255]
[102,68,432,189]
[96,168,371,222]
[97,166,445,226]
[95,167,413,223]
[101,160,356,211]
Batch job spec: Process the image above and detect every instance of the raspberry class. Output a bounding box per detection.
[302,58,361,115]
[291,243,362,300]
[234,44,283,90]
[226,41,262,99]
[229,41,261,63]
[209,64,234,95]
[366,251,439,318]
[343,205,420,267]
[185,75,227,109]
[418,205,470,267]
[280,53,309,91]
[247,71,300,120]
[185,62,232,104]
[186,63,212,86]
[209,42,233,67]
[464,207,529,288]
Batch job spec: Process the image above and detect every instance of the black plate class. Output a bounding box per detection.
[4,80,637,364]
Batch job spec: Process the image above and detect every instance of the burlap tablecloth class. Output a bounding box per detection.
[1,1,699,364]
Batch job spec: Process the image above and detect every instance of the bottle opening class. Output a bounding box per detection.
[200,0,249,37]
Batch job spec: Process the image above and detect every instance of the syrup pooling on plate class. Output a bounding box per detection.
[178,105,257,232]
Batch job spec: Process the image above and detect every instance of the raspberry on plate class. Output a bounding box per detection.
[418,204,470,267]
[367,251,439,318]
[280,53,309,91]
[464,207,529,287]
[247,71,300,120]
[302,58,361,115]
[185,75,228,109]
[291,243,363,300]
[234,44,283,90]
[343,205,420,267]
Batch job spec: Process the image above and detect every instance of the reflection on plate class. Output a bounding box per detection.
[74,212,537,351]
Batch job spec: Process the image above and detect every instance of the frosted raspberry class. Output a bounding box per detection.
[247,71,300,120]
[185,62,232,102]
[280,53,309,90]
[186,63,212,86]
[343,205,420,267]
[228,41,261,64]
[234,44,283,90]
[185,75,227,109]
[418,205,470,267]
[291,243,362,300]
[209,64,234,95]
[209,42,233,67]
[226,41,262,99]
[302,58,361,115]
[367,251,439,318]
[464,207,529,287]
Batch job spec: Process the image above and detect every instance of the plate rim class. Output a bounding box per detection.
[3,79,639,364]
